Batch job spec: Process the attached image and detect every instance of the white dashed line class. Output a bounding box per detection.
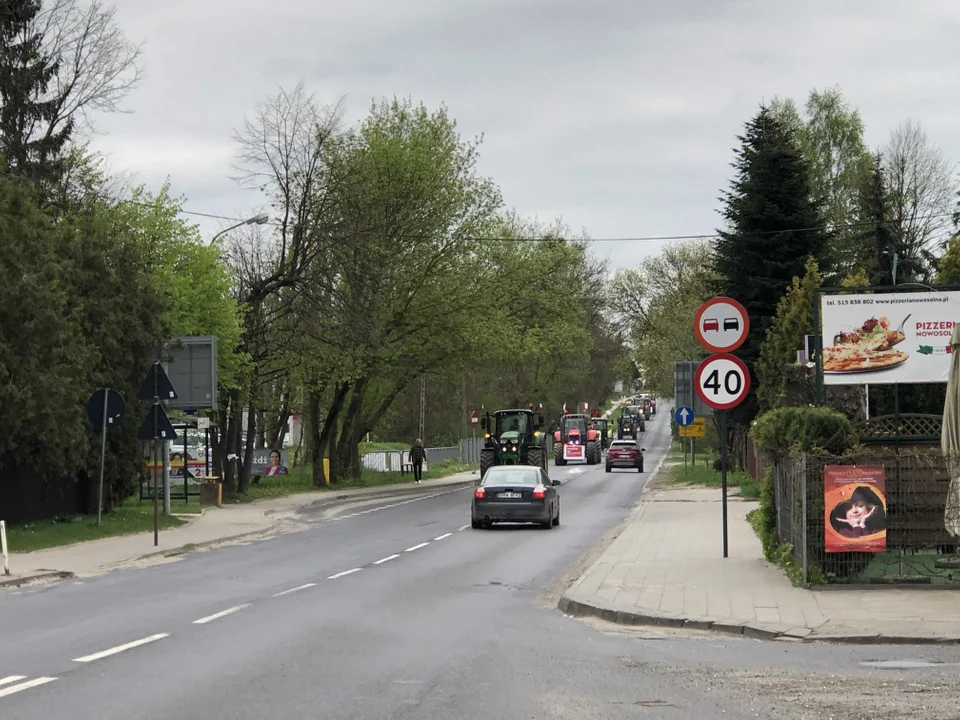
[193,604,251,625]
[374,554,400,565]
[328,568,362,579]
[0,677,57,698]
[0,676,26,687]
[457,524,469,532]
[73,633,170,662]
[405,542,430,552]
[272,583,316,598]
[433,533,452,541]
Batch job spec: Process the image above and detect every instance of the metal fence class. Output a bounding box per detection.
[773,449,960,585]
[358,436,555,472]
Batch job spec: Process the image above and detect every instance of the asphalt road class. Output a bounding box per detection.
[4,412,960,719]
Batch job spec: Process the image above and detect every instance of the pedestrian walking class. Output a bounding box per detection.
[408,438,427,483]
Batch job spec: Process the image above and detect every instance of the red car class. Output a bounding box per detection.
[605,440,645,473]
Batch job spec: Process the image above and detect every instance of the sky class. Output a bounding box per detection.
[87,0,960,271]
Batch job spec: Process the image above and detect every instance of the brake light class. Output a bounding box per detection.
[475,487,485,498]
[532,485,546,499]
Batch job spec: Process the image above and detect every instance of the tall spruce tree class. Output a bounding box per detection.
[715,105,830,425]
[861,154,900,286]
[0,0,72,185]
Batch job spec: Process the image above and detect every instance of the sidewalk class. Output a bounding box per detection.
[560,486,960,644]
[1,471,476,587]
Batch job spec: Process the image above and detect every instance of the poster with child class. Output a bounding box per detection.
[824,465,887,553]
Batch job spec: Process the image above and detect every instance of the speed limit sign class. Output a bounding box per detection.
[695,354,751,411]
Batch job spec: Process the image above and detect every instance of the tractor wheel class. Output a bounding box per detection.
[526,446,544,469]
[480,449,495,479]
[554,442,566,466]
[586,440,600,465]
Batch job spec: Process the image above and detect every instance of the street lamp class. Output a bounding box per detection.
[210,213,270,246]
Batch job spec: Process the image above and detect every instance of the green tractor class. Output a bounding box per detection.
[479,407,548,480]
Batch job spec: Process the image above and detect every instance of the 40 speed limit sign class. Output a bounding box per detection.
[695,353,751,411]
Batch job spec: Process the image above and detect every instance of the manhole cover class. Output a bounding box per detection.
[860,659,959,669]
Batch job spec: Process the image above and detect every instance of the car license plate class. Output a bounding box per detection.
[498,492,522,499]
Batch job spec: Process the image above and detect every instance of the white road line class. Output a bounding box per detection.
[192,604,251,625]
[374,554,399,565]
[272,583,316,598]
[328,568,361,579]
[0,677,57,698]
[405,542,430,552]
[0,676,26,687]
[73,633,170,662]
[433,533,452,541]
[457,524,469,531]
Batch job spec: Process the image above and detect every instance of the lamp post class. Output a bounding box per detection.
[210,213,269,246]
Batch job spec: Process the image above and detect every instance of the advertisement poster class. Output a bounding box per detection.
[819,290,960,385]
[251,448,290,476]
[824,465,887,553]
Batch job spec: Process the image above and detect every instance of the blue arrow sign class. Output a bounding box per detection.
[674,406,695,426]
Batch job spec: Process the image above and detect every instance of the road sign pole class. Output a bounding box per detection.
[720,409,729,559]
[97,390,109,526]
[153,365,160,547]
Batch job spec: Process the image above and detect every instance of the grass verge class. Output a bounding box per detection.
[5,503,186,554]
[225,458,476,504]
[659,444,761,499]
[6,459,475,553]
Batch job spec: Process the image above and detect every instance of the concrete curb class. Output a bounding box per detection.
[557,595,960,645]
[0,571,76,588]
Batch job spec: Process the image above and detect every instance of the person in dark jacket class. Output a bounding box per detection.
[408,439,428,483]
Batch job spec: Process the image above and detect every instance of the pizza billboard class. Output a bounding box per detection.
[820,290,960,385]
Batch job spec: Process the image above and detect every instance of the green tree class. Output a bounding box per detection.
[613,239,717,398]
[756,257,822,413]
[0,0,72,184]
[715,105,829,424]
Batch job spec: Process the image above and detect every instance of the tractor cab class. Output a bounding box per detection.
[590,408,611,449]
[479,407,547,478]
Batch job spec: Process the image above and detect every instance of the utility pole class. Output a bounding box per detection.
[419,376,426,443]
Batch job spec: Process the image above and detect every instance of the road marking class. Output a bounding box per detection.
[73,633,169,662]
[328,568,361,579]
[272,583,316,597]
[193,604,251,625]
[334,487,470,520]
[0,676,26,687]
[0,677,57,698]
[433,533,452,541]
[405,542,429,552]
[374,554,399,565]
[457,524,469,531]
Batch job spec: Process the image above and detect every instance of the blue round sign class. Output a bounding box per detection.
[674,406,695,426]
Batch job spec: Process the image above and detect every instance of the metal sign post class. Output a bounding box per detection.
[693,297,751,559]
[138,362,179,546]
[86,388,125,526]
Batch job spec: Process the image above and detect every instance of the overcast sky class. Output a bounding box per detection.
[90,0,960,270]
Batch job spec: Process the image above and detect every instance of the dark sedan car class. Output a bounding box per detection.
[471,465,561,529]
[605,439,645,473]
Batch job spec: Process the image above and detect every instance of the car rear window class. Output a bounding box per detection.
[611,441,636,448]
[481,469,541,485]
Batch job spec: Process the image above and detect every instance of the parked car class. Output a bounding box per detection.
[605,440,645,473]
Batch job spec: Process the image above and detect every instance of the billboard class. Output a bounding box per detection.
[819,290,960,385]
[824,465,887,553]
[250,447,290,477]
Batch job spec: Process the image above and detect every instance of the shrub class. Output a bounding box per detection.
[751,406,858,458]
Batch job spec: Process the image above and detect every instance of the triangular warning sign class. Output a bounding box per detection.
[137,404,179,441]
[138,362,178,402]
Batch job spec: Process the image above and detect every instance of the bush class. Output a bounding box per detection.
[751,406,858,458]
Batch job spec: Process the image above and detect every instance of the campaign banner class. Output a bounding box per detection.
[819,290,960,384]
[824,465,887,553]
[251,447,290,476]
[563,444,584,461]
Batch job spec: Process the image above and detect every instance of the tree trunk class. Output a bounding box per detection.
[336,379,369,481]
[221,387,243,495]
[316,382,350,486]
[239,397,257,493]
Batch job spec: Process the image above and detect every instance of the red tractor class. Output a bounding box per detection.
[554,411,602,465]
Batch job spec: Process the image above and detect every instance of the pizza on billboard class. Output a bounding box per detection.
[822,315,909,374]
[819,291,960,384]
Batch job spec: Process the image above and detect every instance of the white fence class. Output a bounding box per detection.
[359,436,555,473]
